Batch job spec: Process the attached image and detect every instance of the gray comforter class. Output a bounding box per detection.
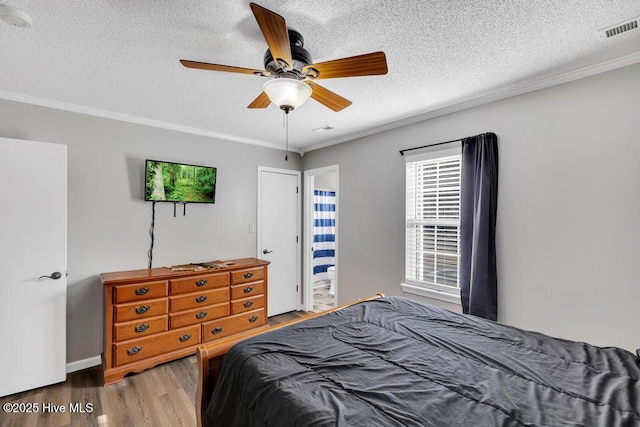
[207,296,640,426]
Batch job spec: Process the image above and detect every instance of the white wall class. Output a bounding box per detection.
[314,173,336,191]
[0,100,301,364]
[302,63,640,352]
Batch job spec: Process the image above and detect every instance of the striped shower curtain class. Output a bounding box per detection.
[313,189,336,282]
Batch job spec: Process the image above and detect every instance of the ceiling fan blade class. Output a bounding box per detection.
[180,60,268,76]
[249,3,293,69]
[306,82,352,112]
[303,51,388,79]
[248,91,271,109]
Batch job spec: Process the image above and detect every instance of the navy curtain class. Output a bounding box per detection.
[460,132,499,320]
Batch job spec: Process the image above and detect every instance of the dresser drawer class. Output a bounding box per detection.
[231,267,265,285]
[170,272,229,295]
[113,325,200,367]
[113,280,168,304]
[230,295,265,314]
[114,298,168,323]
[169,287,229,312]
[202,308,265,343]
[113,315,168,342]
[169,302,230,329]
[230,281,265,299]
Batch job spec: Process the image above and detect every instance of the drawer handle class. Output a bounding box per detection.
[211,326,223,335]
[244,301,254,308]
[196,295,208,303]
[135,287,150,295]
[127,346,142,356]
[196,311,208,319]
[179,334,192,342]
[243,272,254,279]
[243,286,253,294]
[135,305,150,314]
[249,315,258,323]
[196,279,208,287]
[134,323,149,333]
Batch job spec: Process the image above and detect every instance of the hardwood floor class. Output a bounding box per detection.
[0,311,309,427]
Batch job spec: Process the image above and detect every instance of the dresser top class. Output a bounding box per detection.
[100,257,269,285]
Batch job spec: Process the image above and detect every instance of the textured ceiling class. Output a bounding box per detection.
[0,1,639,153]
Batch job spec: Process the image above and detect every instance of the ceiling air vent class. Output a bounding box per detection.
[313,125,335,133]
[598,16,639,39]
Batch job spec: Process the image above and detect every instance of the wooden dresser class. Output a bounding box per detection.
[100,258,269,385]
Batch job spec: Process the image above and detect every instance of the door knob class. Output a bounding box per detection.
[39,272,62,280]
[263,249,273,254]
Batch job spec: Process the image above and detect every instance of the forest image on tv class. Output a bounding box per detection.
[145,160,216,203]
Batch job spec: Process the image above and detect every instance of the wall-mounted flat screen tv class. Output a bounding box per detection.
[145,159,216,203]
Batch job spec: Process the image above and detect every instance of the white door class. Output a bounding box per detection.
[258,168,300,316]
[0,137,67,397]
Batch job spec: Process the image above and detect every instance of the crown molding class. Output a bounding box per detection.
[301,51,640,154]
[2,50,639,156]
[0,90,302,154]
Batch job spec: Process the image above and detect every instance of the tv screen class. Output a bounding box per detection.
[145,159,216,203]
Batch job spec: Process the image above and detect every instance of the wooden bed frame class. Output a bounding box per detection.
[195,294,384,427]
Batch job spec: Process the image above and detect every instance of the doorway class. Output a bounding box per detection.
[257,167,301,316]
[304,166,338,312]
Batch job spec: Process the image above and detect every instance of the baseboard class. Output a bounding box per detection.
[66,355,101,374]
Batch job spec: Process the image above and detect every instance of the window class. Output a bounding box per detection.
[402,147,462,304]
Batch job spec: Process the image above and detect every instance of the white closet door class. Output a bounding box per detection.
[0,137,67,397]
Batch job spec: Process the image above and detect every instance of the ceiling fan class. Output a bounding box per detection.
[180,2,388,112]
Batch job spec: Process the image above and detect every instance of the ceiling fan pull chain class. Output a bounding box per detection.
[284,110,289,161]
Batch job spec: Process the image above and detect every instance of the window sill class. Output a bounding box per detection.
[401,283,461,305]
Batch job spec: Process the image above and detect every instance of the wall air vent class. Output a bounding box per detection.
[598,16,639,39]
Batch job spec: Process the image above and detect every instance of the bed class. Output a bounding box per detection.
[195,295,640,426]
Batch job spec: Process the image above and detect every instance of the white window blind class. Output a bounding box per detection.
[405,153,461,295]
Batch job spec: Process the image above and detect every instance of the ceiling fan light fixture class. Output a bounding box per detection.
[0,4,32,28]
[263,78,312,111]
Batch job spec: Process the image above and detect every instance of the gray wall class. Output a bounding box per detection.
[303,63,640,352]
[314,173,336,191]
[0,100,301,364]
[2,62,638,365]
